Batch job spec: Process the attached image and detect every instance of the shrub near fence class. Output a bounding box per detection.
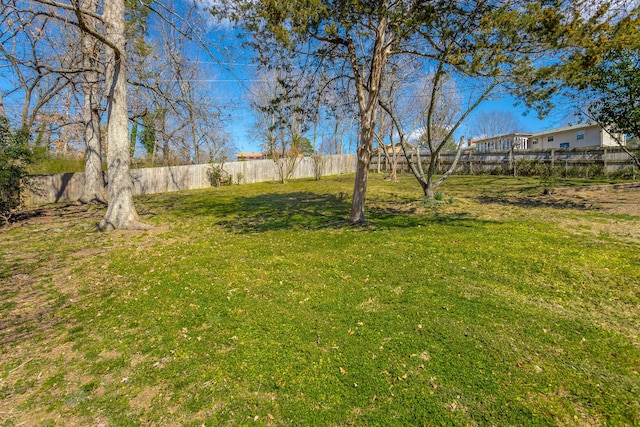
[24,154,358,206]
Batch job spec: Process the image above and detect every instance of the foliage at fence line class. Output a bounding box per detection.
[372,146,638,180]
[0,117,32,224]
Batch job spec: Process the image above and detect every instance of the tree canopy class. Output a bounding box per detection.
[583,48,640,139]
[213,0,636,217]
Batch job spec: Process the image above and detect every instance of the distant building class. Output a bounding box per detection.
[236,152,266,161]
[528,123,624,150]
[473,133,532,152]
[471,123,625,152]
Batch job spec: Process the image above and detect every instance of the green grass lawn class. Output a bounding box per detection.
[1,174,639,426]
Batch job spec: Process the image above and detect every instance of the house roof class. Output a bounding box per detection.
[530,122,598,137]
[236,152,265,157]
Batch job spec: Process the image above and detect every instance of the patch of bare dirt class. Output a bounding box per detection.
[0,202,170,426]
[477,182,640,216]
[550,182,640,217]
[477,182,640,246]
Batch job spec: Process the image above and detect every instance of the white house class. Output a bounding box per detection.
[471,133,532,152]
[471,123,625,152]
[527,123,625,150]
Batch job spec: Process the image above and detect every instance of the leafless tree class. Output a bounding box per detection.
[4,0,231,228]
[78,0,106,203]
[469,110,525,140]
[130,5,229,166]
[0,6,77,135]
[382,69,498,199]
[249,66,309,183]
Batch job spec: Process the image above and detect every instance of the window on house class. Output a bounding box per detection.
[547,136,554,142]
[532,139,538,145]
[577,130,585,140]
[560,142,570,148]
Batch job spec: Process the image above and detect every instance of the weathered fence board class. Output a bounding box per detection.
[372,147,638,174]
[24,154,358,206]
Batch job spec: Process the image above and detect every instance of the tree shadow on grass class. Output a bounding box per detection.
[215,191,352,232]
[367,205,489,230]
[189,191,499,233]
[6,203,105,228]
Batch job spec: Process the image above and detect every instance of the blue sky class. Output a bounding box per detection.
[0,1,576,156]
[215,73,573,155]
[199,28,574,155]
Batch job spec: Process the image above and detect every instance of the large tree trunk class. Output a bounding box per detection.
[79,0,106,204]
[99,0,148,230]
[348,16,390,224]
[350,136,371,223]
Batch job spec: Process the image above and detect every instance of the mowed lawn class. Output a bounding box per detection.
[1,174,639,426]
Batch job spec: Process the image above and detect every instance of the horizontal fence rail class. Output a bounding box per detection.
[372,146,638,174]
[24,154,358,206]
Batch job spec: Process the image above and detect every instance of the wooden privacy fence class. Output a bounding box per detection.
[24,154,357,206]
[372,146,637,174]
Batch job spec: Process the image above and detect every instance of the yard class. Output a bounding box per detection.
[1,175,639,426]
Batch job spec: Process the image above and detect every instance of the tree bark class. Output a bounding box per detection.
[423,138,465,199]
[348,14,391,224]
[99,0,148,230]
[79,0,106,204]
[350,138,371,223]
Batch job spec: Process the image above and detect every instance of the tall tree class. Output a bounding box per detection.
[579,48,640,168]
[532,3,640,166]
[98,0,148,230]
[78,0,107,204]
[3,0,146,227]
[585,49,640,138]
[249,66,309,183]
[129,3,230,166]
[215,0,624,221]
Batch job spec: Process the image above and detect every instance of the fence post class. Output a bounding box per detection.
[551,149,555,168]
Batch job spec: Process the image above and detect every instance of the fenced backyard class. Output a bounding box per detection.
[23,147,639,206]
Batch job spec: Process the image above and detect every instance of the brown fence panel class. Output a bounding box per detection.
[372,147,637,174]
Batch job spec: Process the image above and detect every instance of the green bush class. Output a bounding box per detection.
[539,165,558,194]
[516,159,549,176]
[208,165,232,187]
[609,166,637,180]
[0,118,32,224]
[28,156,87,175]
